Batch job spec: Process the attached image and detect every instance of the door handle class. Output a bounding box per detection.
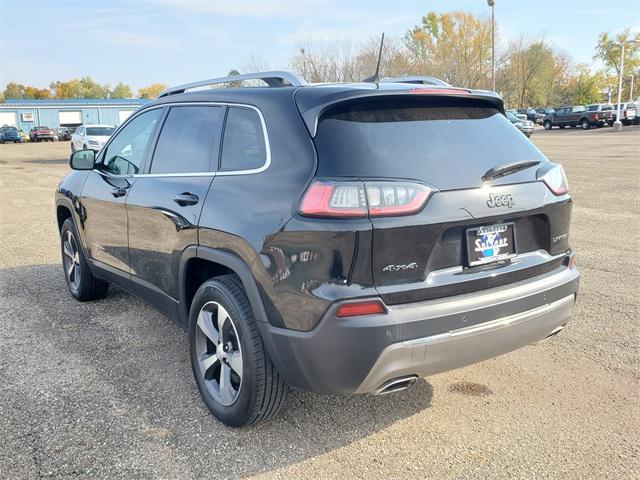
[173,192,200,207]
[111,188,127,198]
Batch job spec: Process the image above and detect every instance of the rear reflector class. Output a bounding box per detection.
[299,180,434,218]
[567,253,577,269]
[335,300,386,318]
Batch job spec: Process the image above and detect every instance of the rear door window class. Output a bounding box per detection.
[150,106,223,174]
[220,107,266,172]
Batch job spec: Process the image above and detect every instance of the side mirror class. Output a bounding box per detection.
[69,149,95,170]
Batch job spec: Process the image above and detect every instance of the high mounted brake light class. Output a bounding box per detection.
[299,180,434,218]
[410,88,470,95]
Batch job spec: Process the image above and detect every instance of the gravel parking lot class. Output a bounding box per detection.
[1,127,638,479]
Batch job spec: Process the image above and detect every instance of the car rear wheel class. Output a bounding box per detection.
[189,275,287,427]
[60,218,109,301]
[543,120,552,130]
[559,125,565,129]
[581,119,590,130]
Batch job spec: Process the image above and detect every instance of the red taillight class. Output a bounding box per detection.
[299,180,434,218]
[411,88,469,95]
[335,300,386,318]
[299,181,368,217]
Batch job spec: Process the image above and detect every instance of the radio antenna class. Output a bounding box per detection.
[363,33,385,83]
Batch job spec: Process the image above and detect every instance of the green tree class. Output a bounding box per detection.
[224,69,243,88]
[110,82,133,98]
[404,11,493,88]
[3,82,26,99]
[79,76,109,98]
[558,65,606,105]
[138,83,167,99]
[594,29,640,77]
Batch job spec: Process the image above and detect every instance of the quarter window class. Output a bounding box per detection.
[150,106,223,174]
[102,109,161,175]
[220,107,266,172]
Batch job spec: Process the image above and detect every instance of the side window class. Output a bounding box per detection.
[102,109,161,175]
[220,107,266,172]
[150,106,223,174]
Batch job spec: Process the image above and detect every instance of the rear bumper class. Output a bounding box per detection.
[259,264,580,394]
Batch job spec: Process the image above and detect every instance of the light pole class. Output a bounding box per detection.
[487,0,495,91]
[614,40,637,131]
[629,75,634,102]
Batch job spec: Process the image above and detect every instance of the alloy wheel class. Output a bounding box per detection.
[62,230,81,290]
[195,301,243,406]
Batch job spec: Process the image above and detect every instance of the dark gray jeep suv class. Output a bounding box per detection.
[55,71,580,427]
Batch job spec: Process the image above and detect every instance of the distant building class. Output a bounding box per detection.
[0,98,147,132]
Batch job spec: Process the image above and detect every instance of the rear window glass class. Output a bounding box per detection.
[86,127,115,136]
[151,106,223,174]
[220,107,266,172]
[314,97,548,190]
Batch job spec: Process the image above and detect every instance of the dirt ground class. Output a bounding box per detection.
[0,127,638,479]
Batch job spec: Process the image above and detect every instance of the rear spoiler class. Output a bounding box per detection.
[298,88,504,137]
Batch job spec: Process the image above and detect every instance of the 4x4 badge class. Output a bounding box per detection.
[487,193,515,208]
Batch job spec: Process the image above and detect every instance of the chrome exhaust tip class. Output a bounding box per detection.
[373,375,418,395]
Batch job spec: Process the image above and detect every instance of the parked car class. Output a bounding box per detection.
[611,102,637,125]
[543,105,610,130]
[29,125,57,142]
[517,108,544,124]
[56,71,579,427]
[0,126,23,143]
[57,127,75,141]
[71,124,116,152]
[585,104,615,126]
[506,109,527,121]
[507,111,534,137]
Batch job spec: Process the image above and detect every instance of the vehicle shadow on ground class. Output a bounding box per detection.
[2,264,434,478]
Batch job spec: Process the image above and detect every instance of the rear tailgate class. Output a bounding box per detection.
[312,94,572,304]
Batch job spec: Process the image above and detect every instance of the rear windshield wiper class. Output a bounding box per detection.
[482,160,540,182]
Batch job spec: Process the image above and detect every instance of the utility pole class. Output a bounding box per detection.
[488,0,496,91]
[614,40,637,131]
[629,75,634,102]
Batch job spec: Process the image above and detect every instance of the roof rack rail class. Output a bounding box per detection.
[158,71,307,98]
[380,76,451,87]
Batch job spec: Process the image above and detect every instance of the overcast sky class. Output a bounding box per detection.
[1,0,638,91]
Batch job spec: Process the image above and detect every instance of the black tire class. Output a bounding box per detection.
[189,275,287,427]
[559,125,565,129]
[543,120,552,130]
[581,119,590,130]
[60,218,108,301]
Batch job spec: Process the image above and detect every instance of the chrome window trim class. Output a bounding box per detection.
[95,101,271,179]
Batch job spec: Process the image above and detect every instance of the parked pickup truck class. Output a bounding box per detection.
[612,102,637,125]
[543,105,612,130]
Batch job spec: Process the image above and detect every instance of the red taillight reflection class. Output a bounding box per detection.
[335,300,386,318]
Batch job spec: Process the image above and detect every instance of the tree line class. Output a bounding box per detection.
[2,11,638,107]
[288,12,639,108]
[1,78,167,102]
